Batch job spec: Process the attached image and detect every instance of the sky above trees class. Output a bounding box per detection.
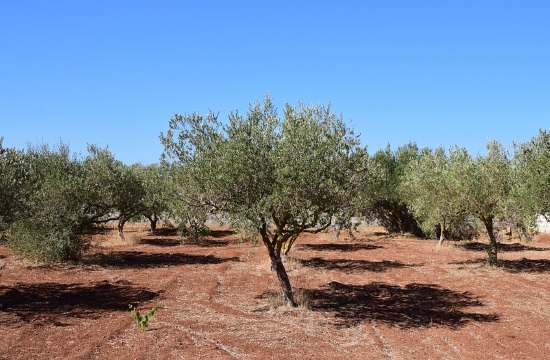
[1,0,548,165]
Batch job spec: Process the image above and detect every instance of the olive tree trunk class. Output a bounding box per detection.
[270,250,295,306]
[482,217,498,266]
[437,219,446,246]
[260,223,296,307]
[145,213,158,233]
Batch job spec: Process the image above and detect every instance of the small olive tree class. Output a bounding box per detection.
[463,141,512,266]
[132,163,171,233]
[360,143,424,236]
[161,95,363,306]
[166,163,212,242]
[511,129,550,232]
[83,145,145,240]
[400,146,472,245]
[6,143,90,262]
[0,138,29,237]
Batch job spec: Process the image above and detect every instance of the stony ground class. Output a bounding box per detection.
[1,224,550,359]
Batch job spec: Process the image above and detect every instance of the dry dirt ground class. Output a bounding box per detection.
[2,224,550,359]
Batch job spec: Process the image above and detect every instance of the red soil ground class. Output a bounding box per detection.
[2,224,550,359]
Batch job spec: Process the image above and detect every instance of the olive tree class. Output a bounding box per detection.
[83,145,145,240]
[511,129,550,232]
[132,163,171,233]
[400,146,472,245]
[6,143,90,262]
[463,141,512,266]
[360,143,424,236]
[0,138,29,236]
[161,96,363,306]
[166,164,212,242]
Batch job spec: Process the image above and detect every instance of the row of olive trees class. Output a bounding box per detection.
[0,140,175,262]
[399,133,550,266]
[2,96,548,303]
[161,96,549,304]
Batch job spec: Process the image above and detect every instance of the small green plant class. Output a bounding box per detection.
[128,303,162,331]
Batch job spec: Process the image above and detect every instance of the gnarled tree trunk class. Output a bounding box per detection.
[270,250,295,306]
[482,216,498,266]
[145,213,158,233]
[259,221,296,307]
[118,216,127,241]
[438,219,446,246]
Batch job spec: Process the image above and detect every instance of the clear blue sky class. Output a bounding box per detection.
[1,1,548,164]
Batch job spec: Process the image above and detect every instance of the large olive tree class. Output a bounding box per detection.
[161,96,363,306]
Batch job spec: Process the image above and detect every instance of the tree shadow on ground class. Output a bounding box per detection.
[500,258,550,273]
[452,258,550,274]
[298,243,383,252]
[151,228,178,236]
[194,239,230,247]
[300,257,421,273]
[85,251,239,269]
[139,238,182,247]
[0,280,159,325]
[450,259,487,268]
[460,242,549,253]
[139,238,230,248]
[208,229,236,238]
[307,281,499,329]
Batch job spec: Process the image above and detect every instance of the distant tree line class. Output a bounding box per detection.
[1,96,549,305]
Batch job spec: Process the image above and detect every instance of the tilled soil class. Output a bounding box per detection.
[1,225,550,359]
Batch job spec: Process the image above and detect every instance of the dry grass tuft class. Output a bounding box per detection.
[266,288,310,310]
[283,256,303,271]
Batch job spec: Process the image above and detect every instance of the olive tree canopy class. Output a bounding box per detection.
[400,146,471,244]
[161,95,364,305]
[511,129,550,231]
[463,141,512,266]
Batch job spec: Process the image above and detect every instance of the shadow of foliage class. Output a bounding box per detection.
[300,257,420,273]
[460,242,549,253]
[85,251,239,269]
[452,257,550,274]
[308,281,499,329]
[500,258,550,273]
[151,228,178,236]
[298,243,383,252]
[0,281,159,325]
[195,239,230,247]
[450,259,487,268]
[139,238,182,247]
[140,238,230,248]
[208,230,236,238]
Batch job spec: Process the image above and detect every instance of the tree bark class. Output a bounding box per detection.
[437,220,446,246]
[483,217,498,266]
[259,221,296,307]
[270,251,296,307]
[118,217,127,241]
[149,214,158,233]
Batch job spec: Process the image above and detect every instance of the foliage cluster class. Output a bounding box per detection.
[0,140,172,262]
[161,95,365,305]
